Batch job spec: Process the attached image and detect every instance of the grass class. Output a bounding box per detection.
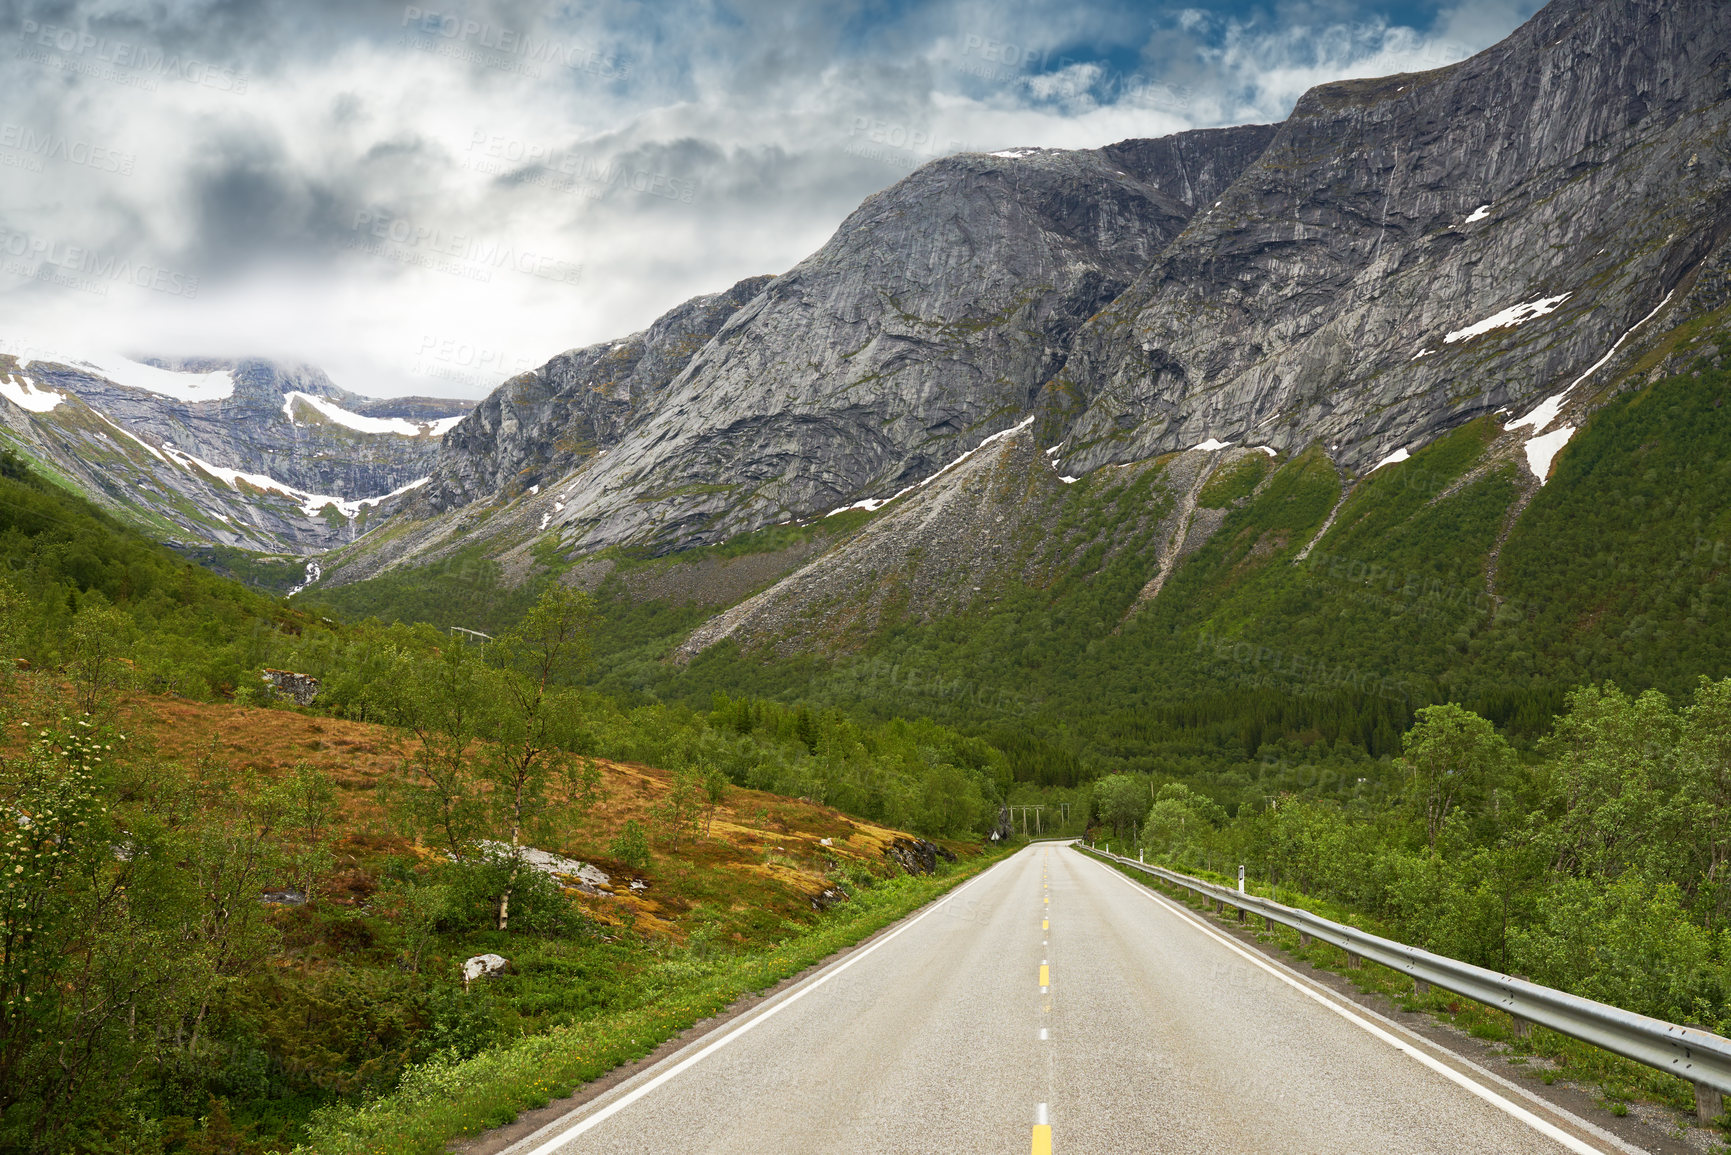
[1078,848,1719,1132]
[298,847,1009,1155]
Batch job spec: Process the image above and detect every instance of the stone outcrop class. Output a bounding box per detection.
[884,837,958,876]
[462,953,509,987]
[261,668,320,705]
[419,274,775,510]
[327,126,1275,581]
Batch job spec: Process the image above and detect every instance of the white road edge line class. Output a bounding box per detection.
[508,849,1015,1155]
[1078,849,1612,1155]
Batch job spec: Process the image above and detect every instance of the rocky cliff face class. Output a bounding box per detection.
[1051,0,1731,479]
[422,274,776,511]
[533,131,1275,554]
[334,125,1276,580]
[0,351,468,553]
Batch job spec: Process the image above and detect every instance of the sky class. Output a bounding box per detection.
[0,0,1543,399]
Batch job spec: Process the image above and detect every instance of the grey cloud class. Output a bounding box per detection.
[0,0,1538,398]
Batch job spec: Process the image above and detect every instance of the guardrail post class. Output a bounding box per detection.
[1299,931,1311,947]
[1237,905,1246,923]
[1345,951,1361,969]
[1695,1082,1723,1125]
[1413,978,1429,995]
[1510,1016,1529,1039]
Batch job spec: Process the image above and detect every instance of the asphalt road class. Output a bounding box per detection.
[508,844,1630,1154]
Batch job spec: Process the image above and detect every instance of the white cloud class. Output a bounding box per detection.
[0,0,1535,400]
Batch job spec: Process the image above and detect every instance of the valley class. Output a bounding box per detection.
[8,0,1731,1151]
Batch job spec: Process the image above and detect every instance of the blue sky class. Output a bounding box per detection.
[0,0,1542,396]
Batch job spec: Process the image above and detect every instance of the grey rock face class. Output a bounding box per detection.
[422,274,775,511]
[1052,0,1731,476]
[538,134,1273,555]
[673,430,1234,661]
[370,126,1275,578]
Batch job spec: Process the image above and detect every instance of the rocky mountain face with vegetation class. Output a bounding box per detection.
[325,0,1729,603]
[1051,0,1731,478]
[328,125,1275,582]
[0,352,467,553]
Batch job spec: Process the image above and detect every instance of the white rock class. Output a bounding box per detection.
[463,953,509,985]
[478,840,610,886]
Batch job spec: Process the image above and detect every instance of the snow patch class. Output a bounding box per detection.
[0,374,64,413]
[1192,438,1232,452]
[66,354,236,401]
[1505,290,1677,435]
[1463,204,1492,224]
[1251,445,1278,457]
[160,443,430,518]
[92,410,167,462]
[1444,294,1570,344]
[1523,426,1576,482]
[282,391,454,437]
[1505,388,1568,434]
[1369,446,1410,472]
[1411,348,1435,361]
[990,148,1038,159]
[539,512,551,530]
[826,414,1036,517]
[1059,475,1080,484]
[827,497,890,516]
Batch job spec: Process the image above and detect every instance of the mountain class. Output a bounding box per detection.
[0,348,469,557]
[327,125,1276,582]
[286,0,1731,771]
[327,0,1731,599]
[1051,0,1731,479]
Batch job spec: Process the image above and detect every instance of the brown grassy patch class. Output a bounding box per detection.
[109,696,972,947]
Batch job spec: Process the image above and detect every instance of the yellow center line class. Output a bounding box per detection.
[1042,918,1048,930]
[1039,964,1050,986]
[1031,1124,1052,1155]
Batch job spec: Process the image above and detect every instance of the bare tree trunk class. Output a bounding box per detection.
[498,775,524,932]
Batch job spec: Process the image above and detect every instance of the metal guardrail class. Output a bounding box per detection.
[1078,841,1731,1119]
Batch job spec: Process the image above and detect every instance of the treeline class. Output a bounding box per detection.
[1102,682,1731,1033]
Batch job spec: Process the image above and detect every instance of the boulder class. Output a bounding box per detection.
[462,953,509,987]
[261,669,319,706]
